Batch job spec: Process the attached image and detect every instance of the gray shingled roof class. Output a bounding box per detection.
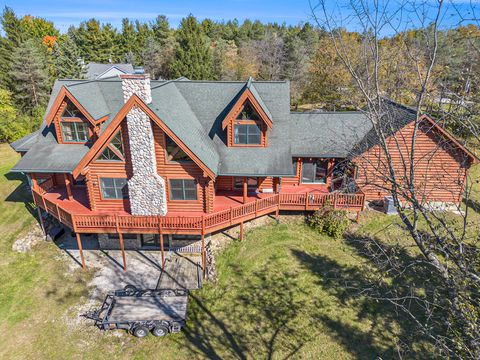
[12,128,91,173]
[85,63,134,79]
[10,130,39,152]
[290,112,372,158]
[149,82,220,174]
[174,79,292,175]
[11,78,429,177]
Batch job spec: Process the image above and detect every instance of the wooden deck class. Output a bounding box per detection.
[31,186,365,236]
[32,185,364,272]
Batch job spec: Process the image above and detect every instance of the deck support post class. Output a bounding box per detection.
[243,177,247,204]
[275,194,280,223]
[75,232,86,270]
[201,215,206,276]
[37,207,46,236]
[356,211,360,223]
[239,221,244,241]
[118,232,127,271]
[115,214,127,271]
[158,216,165,270]
[64,173,73,201]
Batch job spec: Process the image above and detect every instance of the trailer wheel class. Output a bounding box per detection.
[124,285,137,292]
[152,325,168,337]
[133,325,149,338]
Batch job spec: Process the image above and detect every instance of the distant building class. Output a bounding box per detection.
[85,63,143,79]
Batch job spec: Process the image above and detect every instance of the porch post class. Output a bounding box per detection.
[158,216,165,270]
[75,232,86,270]
[64,173,73,200]
[31,173,39,192]
[118,232,127,271]
[201,215,206,275]
[243,177,247,204]
[275,193,280,222]
[115,214,127,271]
[239,221,244,241]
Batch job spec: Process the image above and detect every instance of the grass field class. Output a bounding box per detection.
[0,143,476,359]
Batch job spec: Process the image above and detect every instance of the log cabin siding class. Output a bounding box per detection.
[53,99,96,144]
[355,121,470,203]
[85,121,132,212]
[152,123,207,213]
[216,176,234,191]
[226,120,268,147]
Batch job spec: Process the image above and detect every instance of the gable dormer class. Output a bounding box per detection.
[57,100,92,144]
[222,78,273,147]
[45,86,106,145]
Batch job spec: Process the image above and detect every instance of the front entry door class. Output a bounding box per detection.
[140,234,160,248]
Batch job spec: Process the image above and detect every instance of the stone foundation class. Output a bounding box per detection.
[97,234,204,252]
[97,234,142,250]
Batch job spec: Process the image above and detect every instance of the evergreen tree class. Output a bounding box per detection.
[121,18,138,62]
[53,35,85,79]
[152,15,171,45]
[171,15,214,80]
[69,19,121,63]
[11,39,49,112]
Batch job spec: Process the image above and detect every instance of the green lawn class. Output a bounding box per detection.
[0,143,472,359]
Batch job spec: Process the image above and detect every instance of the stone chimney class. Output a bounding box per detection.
[120,74,167,216]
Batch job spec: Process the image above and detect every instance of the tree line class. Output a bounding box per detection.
[0,7,479,143]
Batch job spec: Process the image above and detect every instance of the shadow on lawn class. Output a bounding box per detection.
[4,171,37,218]
[179,262,312,359]
[292,234,441,359]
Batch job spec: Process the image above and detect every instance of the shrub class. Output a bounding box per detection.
[307,206,350,238]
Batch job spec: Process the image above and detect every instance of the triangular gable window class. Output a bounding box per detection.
[236,102,261,122]
[96,130,125,162]
[165,135,193,162]
[62,100,84,118]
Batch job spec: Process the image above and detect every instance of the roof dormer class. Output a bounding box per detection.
[222,78,273,147]
[45,86,108,145]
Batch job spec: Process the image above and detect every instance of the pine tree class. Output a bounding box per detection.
[152,15,171,45]
[11,39,49,112]
[69,19,121,63]
[53,35,85,79]
[171,15,214,80]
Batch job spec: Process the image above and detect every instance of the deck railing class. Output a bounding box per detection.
[32,189,365,235]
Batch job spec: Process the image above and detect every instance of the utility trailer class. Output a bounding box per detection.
[83,286,188,338]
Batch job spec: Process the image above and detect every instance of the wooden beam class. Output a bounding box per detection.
[201,215,206,275]
[113,213,126,271]
[158,216,165,270]
[31,173,39,192]
[118,232,127,271]
[243,177,247,204]
[75,232,86,270]
[239,221,244,241]
[275,194,280,222]
[64,173,73,200]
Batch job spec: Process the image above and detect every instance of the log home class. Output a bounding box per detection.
[10,74,478,271]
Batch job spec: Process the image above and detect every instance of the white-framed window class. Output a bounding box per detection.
[61,122,89,142]
[100,178,128,200]
[169,179,197,200]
